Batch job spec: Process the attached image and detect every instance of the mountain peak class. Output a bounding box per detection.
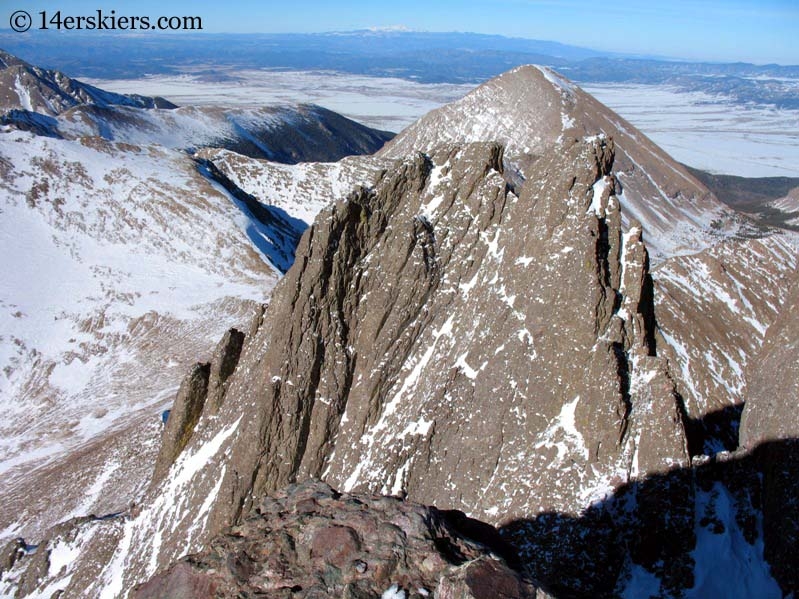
[0,49,30,69]
[0,51,177,116]
[499,63,576,93]
[379,64,575,162]
[381,63,737,261]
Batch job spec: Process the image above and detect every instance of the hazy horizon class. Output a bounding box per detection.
[6,0,797,65]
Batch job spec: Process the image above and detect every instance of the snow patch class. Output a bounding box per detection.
[14,73,34,111]
[535,66,576,95]
[534,396,589,463]
[382,584,406,599]
[620,562,662,599]
[588,176,610,217]
[686,483,781,598]
[47,538,82,578]
[455,353,479,379]
[515,256,534,267]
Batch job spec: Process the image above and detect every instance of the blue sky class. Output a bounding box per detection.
[9,0,799,64]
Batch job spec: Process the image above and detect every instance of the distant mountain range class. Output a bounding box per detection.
[2,31,798,108]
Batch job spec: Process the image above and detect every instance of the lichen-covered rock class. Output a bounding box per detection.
[131,480,538,599]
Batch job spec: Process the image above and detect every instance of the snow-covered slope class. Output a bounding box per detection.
[196,147,392,224]
[0,50,392,164]
[0,49,175,115]
[0,128,281,542]
[51,102,392,162]
[2,101,393,163]
[380,65,741,261]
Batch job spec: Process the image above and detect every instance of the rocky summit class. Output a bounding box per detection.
[2,60,798,599]
[132,480,540,599]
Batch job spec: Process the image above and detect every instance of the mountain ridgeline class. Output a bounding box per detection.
[1,59,798,599]
[0,47,394,570]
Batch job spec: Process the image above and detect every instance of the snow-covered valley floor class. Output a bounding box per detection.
[86,69,799,178]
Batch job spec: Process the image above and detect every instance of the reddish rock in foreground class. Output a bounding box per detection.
[132,480,542,599]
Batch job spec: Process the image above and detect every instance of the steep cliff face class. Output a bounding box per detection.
[740,273,799,449]
[58,134,695,597]
[6,63,797,599]
[212,136,689,527]
[379,65,740,262]
[738,274,799,593]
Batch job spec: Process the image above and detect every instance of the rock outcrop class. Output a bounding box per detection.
[206,135,690,530]
[6,63,798,599]
[152,363,211,485]
[739,273,799,593]
[132,480,540,599]
[153,328,246,484]
[206,328,246,413]
[378,65,740,261]
[73,133,695,596]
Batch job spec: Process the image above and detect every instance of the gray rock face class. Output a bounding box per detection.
[41,131,695,598]
[740,275,799,449]
[206,135,689,532]
[0,538,26,577]
[152,328,246,485]
[132,480,539,599]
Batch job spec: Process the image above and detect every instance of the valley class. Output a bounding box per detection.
[0,36,797,599]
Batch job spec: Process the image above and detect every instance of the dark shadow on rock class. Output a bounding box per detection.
[682,402,744,457]
[1,109,61,138]
[498,438,799,598]
[195,158,308,273]
[438,508,523,571]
